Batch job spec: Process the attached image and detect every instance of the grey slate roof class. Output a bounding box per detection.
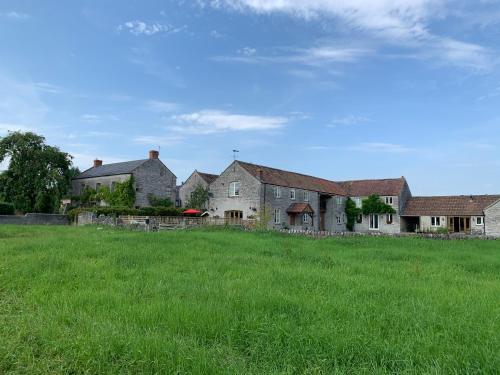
[73,159,148,180]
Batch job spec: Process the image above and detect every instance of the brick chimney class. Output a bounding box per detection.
[93,159,103,168]
[149,150,159,160]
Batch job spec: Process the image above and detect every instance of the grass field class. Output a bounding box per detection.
[0,226,499,374]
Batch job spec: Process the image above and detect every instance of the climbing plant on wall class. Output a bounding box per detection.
[345,198,362,231]
[361,194,396,215]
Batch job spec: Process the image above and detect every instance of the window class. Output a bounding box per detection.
[336,196,342,205]
[356,214,363,224]
[229,181,240,197]
[290,189,296,200]
[476,217,483,225]
[369,214,379,230]
[302,214,309,224]
[274,208,281,224]
[386,214,393,224]
[385,196,394,205]
[275,186,281,199]
[303,191,309,202]
[431,217,441,226]
[336,216,342,224]
[355,198,362,208]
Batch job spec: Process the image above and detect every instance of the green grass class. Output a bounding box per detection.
[0,226,499,374]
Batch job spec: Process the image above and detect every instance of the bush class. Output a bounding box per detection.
[147,194,173,207]
[67,206,183,221]
[0,202,15,215]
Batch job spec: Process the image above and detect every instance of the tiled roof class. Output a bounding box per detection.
[403,195,500,216]
[197,172,219,184]
[73,159,148,180]
[286,203,314,214]
[237,161,346,196]
[339,178,407,197]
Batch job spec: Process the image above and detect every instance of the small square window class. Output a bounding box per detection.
[275,186,281,199]
[229,181,240,197]
[302,214,309,224]
[303,191,309,202]
[386,214,393,224]
[290,189,296,200]
[431,217,441,226]
[336,196,342,205]
[476,217,483,225]
[336,216,342,224]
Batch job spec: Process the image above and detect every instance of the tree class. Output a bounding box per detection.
[0,132,73,213]
[186,184,209,210]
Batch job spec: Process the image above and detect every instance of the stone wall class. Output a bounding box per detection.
[485,200,500,237]
[353,194,402,234]
[0,214,69,225]
[133,159,177,207]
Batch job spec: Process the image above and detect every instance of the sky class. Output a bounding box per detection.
[1,0,500,195]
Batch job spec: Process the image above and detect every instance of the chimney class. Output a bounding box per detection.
[93,159,103,168]
[149,150,159,160]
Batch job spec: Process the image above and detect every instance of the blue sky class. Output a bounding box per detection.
[1,0,500,195]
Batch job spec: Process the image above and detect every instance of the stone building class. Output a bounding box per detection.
[401,195,500,235]
[339,178,412,234]
[178,170,218,208]
[72,150,177,208]
[208,161,347,231]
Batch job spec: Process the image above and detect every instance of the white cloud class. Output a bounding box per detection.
[170,110,288,134]
[81,114,101,123]
[0,11,30,20]
[34,82,64,94]
[146,100,179,113]
[349,142,413,153]
[328,115,370,127]
[117,20,187,36]
[238,46,257,56]
[207,0,496,71]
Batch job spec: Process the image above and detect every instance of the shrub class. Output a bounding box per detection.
[0,202,15,215]
[147,194,173,207]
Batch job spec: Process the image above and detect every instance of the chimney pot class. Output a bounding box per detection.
[149,150,159,160]
[93,159,103,168]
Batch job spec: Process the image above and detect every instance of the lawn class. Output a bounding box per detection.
[0,226,499,374]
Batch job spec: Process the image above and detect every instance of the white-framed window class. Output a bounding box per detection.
[355,198,362,208]
[274,208,281,224]
[303,191,309,202]
[369,214,379,230]
[275,186,281,199]
[476,217,483,225]
[385,196,394,205]
[357,214,363,224]
[290,189,296,200]
[386,214,393,224]
[336,196,342,205]
[336,216,342,224]
[431,216,441,226]
[302,214,309,223]
[229,181,240,197]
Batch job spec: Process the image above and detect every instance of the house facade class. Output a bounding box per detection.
[178,170,218,208]
[208,161,347,231]
[339,178,412,234]
[401,195,500,235]
[72,150,177,208]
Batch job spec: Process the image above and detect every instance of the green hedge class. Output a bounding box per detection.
[0,202,15,215]
[67,206,183,221]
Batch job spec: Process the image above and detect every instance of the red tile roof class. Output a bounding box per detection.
[237,161,346,196]
[403,195,500,216]
[197,172,219,184]
[339,178,407,197]
[286,203,315,214]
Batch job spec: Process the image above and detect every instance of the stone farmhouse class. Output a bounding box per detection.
[178,170,219,209]
[182,160,500,236]
[72,150,177,208]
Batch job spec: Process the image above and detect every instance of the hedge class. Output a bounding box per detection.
[0,202,15,215]
[67,206,183,221]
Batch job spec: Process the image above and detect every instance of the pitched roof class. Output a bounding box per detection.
[73,159,148,180]
[339,178,407,197]
[403,195,500,216]
[197,172,219,184]
[286,203,315,214]
[237,161,346,196]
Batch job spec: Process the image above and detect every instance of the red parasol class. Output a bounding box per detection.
[183,209,202,215]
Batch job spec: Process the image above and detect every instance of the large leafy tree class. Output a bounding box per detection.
[0,132,74,213]
[186,184,209,210]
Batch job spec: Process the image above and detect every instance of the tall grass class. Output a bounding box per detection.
[0,226,499,374]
